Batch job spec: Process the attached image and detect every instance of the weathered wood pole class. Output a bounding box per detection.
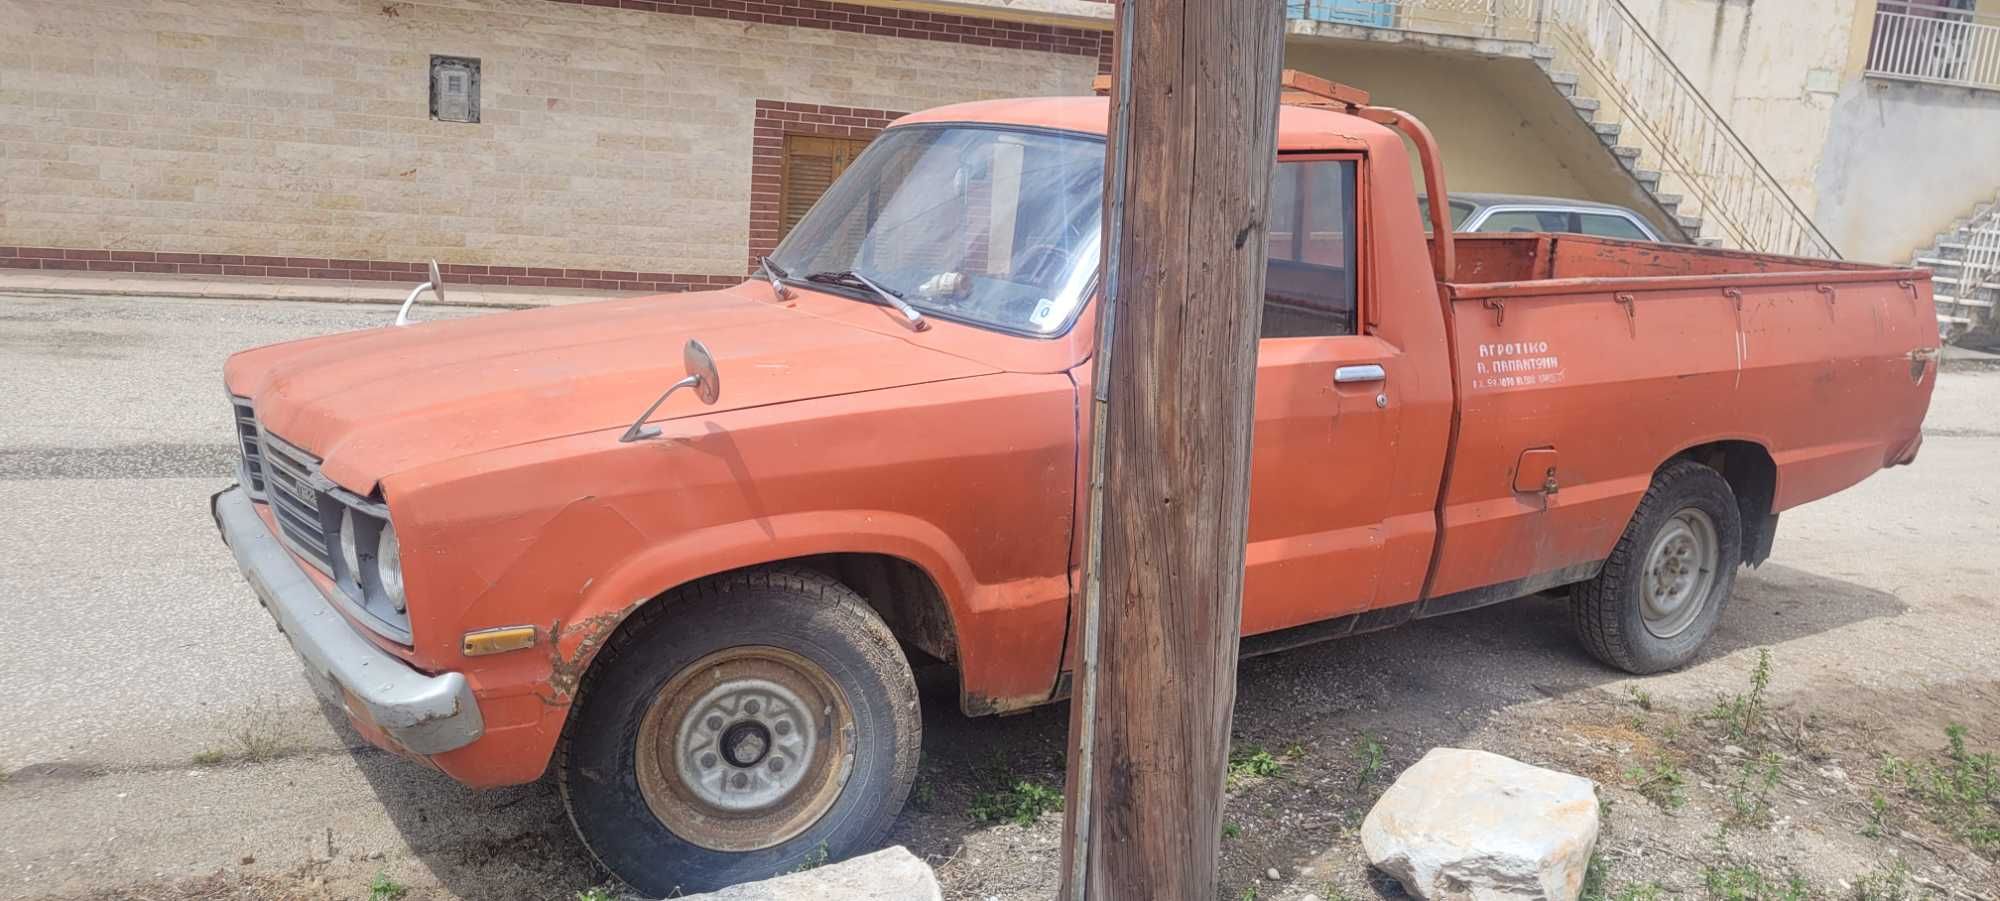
[1058,0,1286,898]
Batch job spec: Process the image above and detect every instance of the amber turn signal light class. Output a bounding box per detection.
[462,626,538,657]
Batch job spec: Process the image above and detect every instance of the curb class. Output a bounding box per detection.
[0,273,644,310]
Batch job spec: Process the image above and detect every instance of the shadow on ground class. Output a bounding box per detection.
[332,562,1901,899]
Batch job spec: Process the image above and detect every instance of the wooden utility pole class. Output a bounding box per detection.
[1059,0,1286,898]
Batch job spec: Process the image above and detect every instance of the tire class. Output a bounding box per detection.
[556,567,921,896]
[1571,459,1743,674]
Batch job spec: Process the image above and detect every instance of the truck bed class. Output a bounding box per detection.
[1422,233,1937,604]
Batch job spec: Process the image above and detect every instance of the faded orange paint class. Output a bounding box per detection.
[221,96,1937,790]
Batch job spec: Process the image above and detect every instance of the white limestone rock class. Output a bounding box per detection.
[670,846,942,901]
[1360,748,1600,901]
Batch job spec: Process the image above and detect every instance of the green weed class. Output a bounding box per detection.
[1354,734,1386,788]
[1626,755,1687,810]
[367,871,408,901]
[1848,860,1919,901]
[1708,649,1774,743]
[1228,744,1285,788]
[970,779,1063,827]
[1879,724,1999,847]
[1861,792,1890,839]
[1727,751,1784,825]
[1703,863,1808,901]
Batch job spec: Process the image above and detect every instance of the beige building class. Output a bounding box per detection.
[3,0,1997,332]
[0,0,1106,290]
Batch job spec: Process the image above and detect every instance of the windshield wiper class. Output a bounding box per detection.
[805,269,929,332]
[758,256,793,300]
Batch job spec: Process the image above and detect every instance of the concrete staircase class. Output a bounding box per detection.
[1911,191,2000,342]
[1528,0,1840,260]
[1283,0,1834,258]
[1531,50,1707,244]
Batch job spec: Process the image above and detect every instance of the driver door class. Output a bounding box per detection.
[1240,155,1413,636]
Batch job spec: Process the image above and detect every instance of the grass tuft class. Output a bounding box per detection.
[970,779,1062,827]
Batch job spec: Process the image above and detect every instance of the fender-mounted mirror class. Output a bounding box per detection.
[620,339,722,442]
[395,260,447,327]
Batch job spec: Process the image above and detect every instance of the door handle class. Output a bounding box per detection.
[1334,364,1387,384]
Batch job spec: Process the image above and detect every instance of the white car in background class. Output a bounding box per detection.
[1423,192,1671,242]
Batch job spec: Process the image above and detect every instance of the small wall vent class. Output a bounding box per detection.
[430,56,480,124]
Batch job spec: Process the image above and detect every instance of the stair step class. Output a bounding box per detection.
[1675,215,1704,232]
[1530,45,1556,60]
[1593,122,1623,140]
[1634,170,1662,188]
[1653,193,1683,208]
[1611,145,1642,161]
[1570,96,1601,113]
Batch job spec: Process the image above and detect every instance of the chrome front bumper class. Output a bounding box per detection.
[211,485,483,755]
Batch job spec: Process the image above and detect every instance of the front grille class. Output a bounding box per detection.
[231,397,266,497]
[259,430,337,577]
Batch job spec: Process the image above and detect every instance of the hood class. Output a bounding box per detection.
[225,286,998,492]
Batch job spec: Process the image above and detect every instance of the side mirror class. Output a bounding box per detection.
[620,339,722,442]
[395,260,446,327]
[684,338,721,405]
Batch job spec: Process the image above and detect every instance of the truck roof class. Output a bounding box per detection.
[893,97,1387,154]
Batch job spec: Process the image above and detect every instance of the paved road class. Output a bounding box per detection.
[1,292,1994,900]
[0,295,595,899]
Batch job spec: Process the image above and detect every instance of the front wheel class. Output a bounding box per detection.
[1571,460,1744,674]
[556,568,921,896]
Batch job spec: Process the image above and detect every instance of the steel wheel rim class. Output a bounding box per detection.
[635,646,856,852]
[1641,507,1720,639]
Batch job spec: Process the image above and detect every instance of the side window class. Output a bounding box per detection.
[1263,159,1358,338]
[1578,212,1653,241]
[1478,209,1573,234]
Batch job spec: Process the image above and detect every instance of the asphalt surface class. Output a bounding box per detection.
[0,292,1994,900]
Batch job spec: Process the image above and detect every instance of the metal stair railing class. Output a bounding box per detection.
[1538,0,1840,259]
[1954,207,2000,331]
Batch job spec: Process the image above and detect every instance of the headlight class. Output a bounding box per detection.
[378,522,405,612]
[339,508,363,583]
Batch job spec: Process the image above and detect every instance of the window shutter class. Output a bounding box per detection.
[780,135,870,242]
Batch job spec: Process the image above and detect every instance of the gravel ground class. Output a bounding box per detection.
[1,293,1994,901]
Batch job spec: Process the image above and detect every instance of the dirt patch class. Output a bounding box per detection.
[883,644,2000,901]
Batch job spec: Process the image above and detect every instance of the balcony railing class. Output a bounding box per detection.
[1286,0,1544,44]
[1866,1,2000,91]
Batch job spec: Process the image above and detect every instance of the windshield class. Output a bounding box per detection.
[770,125,1104,336]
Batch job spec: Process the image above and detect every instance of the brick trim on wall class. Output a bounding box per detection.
[746,100,907,273]
[0,247,738,293]
[545,0,1111,60]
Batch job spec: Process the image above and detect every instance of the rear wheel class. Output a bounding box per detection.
[557,567,920,896]
[1571,460,1743,674]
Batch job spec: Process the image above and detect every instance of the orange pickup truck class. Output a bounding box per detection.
[212,85,1939,894]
